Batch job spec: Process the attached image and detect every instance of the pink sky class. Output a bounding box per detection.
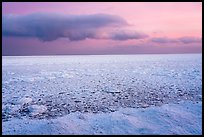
[2,2,202,55]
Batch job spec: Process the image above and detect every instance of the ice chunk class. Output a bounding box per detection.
[19,97,32,105]
[103,86,121,93]
[28,105,47,116]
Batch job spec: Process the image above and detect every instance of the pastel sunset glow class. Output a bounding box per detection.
[2,2,202,55]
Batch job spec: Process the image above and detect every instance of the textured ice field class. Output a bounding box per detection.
[2,54,202,134]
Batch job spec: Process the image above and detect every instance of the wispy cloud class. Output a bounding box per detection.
[109,30,148,40]
[178,37,202,44]
[151,37,178,43]
[151,37,202,44]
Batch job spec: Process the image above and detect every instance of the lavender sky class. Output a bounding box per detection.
[2,2,202,55]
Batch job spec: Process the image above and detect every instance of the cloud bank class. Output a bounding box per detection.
[2,13,148,41]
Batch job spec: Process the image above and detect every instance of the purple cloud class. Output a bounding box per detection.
[109,30,148,40]
[3,13,127,41]
[151,37,178,43]
[151,37,202,44]
[179,37,202,44]
[3,13,147,42]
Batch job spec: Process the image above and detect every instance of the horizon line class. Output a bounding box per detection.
[2,52,202,57]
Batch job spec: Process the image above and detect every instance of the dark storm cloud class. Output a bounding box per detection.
[3,13,147,41]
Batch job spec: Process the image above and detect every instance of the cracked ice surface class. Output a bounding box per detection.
[2,54,202,132]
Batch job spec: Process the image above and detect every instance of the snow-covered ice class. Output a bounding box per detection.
[2,54,202,135]
[2,101,202,135]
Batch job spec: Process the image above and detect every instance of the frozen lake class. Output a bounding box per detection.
[2,54,202,135]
